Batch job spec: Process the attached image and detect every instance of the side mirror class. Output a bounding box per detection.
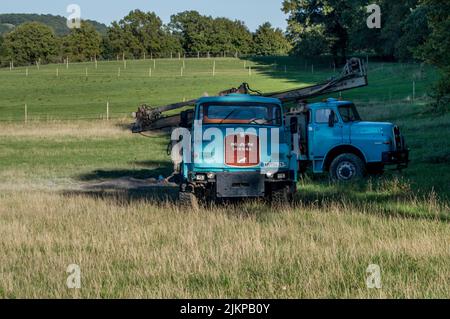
[328,111,336,128]
[290,117,298,134]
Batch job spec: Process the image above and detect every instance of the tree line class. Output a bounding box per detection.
[0,10,291,66]
[283,0,448,110]
[0,2,447,110]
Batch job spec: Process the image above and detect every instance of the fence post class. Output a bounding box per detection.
[66,56,69,69]
[181,67,183,77]
[24,104,28,123]
[153,59,156,69]
[56,68,59,77]
[85,68,88,78]
[213,60,216,76]
[118,67,121,77]
[249,65,252,76]
[26,68,29,77]
[149,67,152,77]
[106,102,110,121]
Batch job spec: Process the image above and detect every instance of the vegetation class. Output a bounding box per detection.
[62,22,102,62]
[3,22,59,65]
[0,13,107,36]
[414,0,450,112]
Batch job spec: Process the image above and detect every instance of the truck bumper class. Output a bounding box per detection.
[382,149,410,168]
[216,172,265,198]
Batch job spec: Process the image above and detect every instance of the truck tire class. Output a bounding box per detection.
[179,192,199,211]
[329,153,366,182]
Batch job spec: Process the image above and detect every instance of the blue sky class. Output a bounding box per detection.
[0,0,288,31]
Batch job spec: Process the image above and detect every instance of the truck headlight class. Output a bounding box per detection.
[195,174,206,181]
[207,173,216,179]
[266,172,274,179]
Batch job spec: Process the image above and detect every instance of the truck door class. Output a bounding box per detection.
[309,108,343,167]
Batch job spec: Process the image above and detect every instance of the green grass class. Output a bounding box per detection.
[0,57,449,298]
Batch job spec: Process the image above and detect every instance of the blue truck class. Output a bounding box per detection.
[132,58,409,205]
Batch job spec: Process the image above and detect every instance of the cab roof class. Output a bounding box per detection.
[308,98,353,109]
[197,94,281,105]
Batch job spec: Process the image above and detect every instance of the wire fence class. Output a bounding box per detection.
[0,56,433,123]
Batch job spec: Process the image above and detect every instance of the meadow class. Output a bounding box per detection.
[0,57,449,298]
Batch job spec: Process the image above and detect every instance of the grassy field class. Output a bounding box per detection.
[0,57,449,298]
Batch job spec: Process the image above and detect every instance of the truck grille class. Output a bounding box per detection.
[225,134,260,167]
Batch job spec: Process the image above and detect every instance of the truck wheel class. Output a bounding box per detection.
[179,192,199,211]
[330,153,366,182]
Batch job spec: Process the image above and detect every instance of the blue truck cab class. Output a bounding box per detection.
[179,94,297,203]
[178,95,409,204]
[287,98,409,181]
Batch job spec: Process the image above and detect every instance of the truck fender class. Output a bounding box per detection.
[323,144,367,171]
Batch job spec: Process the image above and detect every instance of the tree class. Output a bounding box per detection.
[169,11,213,53]
[415,0,450,111]
[3,22,59,65]
[395,4,430,61]
[253,22,291,56]
[62,21,101,61]
[283,0,360,64]
[107,10,182,58]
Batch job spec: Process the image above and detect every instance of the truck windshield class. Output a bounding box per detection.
[338,104,362,123]
[200,103,282,126]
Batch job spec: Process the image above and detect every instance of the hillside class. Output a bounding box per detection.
[0,13,108,36]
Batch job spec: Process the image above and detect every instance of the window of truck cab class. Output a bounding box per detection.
[197,102,282,126]
[338,104,361,123]
[315,108,338,124]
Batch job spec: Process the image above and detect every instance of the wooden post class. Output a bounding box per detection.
[182,59,185,69]
[197,52,200,59]
[249,65,252,76]
[66,57,69,69]
[284,65,287,73]
[150,52,153,60]
[123,59,127,69]
[143,52,146,60]
[95,58,98,69]
[181,67,183,77]
[9,61,12,71]
[24,104,28,123]
[56,68,59,77]
[118,67,121,77]
[149,67,152,77]
[85,68,88,78]
[106,102,110,121]
[153,59,156,69]
[213,60,216,76]
[178,52,181,60]
[26,68,29,77]
[170,52,173,59]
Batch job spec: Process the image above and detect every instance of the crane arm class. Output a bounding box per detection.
[132,58,367,133]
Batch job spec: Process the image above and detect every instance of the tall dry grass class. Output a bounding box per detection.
[0,190,449,298]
